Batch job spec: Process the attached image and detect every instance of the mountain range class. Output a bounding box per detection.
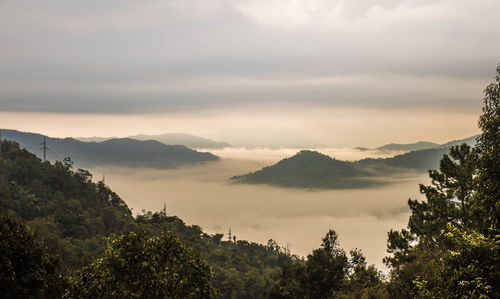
[0,129,219,169]
[355,135,478,152]
[77,133,231,149]
[232,135,479,189]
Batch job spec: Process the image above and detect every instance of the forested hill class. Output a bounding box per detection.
[0,129,219,169]
[233,136,478,189]
[232,150,381,189]
[0,140,293,297]
[0,140,134,269]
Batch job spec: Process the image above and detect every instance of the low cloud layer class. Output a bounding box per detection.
[0,0,499,114]
[93,148,430,270]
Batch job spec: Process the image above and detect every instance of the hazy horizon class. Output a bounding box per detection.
[1,0,497,148]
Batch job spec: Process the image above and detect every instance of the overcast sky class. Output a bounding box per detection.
[1,0,498,146]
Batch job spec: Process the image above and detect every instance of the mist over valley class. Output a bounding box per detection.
[89,146,430,271]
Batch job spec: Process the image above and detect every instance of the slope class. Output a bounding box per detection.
[232,150,380,189]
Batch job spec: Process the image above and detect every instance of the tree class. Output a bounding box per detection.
[385,63,500,298]
[424,64,500,298]
[383,142,478,296]
[338,249,388,299]
[423,226,499,298]
[268,229,349,299]
[66,228,217,298]
[473,63,500,236]
[0,213,63,298]
[304,230,349,298]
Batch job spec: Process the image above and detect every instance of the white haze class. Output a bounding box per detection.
[93,147,429,272]
[202,147,406,162]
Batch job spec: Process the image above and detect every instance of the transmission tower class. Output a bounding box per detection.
[40,136,49,162]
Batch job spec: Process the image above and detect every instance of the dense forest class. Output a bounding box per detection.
[1,64,499,298]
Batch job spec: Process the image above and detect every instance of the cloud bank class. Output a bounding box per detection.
[93,151,429,271]
[0,0,498,114]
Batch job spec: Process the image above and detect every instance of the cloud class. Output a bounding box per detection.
[0,0,498,114]
[91,150,429,270]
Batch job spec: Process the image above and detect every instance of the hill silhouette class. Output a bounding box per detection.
[1,129,219,169]
[355,135,478,153]
[129,133,231,149]
[77,133,232,149]
[232,150,381,189]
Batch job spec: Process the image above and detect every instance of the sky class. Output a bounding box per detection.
[1,0,499,147]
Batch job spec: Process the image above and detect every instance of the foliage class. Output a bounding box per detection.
[0,140,133,270]
[418,226,499,298]
[473,64,500,237]
[268,230,386,299]
[66,228,217,298]
[384,64,500,298]
[0,212,64,298]
[137,212,293,298]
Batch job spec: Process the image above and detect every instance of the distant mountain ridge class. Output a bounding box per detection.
[129,133,231,149]
[376,141,439,152]
[1,129,219,169]
[234,135,479,189]
[355,135,478,153]
[77,133,231,149]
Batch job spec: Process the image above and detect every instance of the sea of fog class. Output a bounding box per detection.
[93,147,428,272]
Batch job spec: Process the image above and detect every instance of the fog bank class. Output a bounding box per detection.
[93,148,428,271]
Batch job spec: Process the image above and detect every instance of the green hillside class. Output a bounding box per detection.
[0,140,292,298]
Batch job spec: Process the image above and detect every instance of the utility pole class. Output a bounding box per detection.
[162,203,167,216]
[40,136,48,162]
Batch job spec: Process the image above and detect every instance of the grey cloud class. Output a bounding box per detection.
[0,0,499,114]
